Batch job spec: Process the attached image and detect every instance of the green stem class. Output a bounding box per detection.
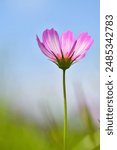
[63,69,67,150]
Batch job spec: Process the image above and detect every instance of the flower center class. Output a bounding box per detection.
[57,57,72,70]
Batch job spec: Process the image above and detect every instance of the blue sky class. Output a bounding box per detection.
[0,0,99,118]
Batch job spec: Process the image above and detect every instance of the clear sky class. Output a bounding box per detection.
[0,0,99,119]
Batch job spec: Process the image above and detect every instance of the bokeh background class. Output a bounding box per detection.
[0,0,100,150]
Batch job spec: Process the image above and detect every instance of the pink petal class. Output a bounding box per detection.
[36,35,56,61]
[72,53,86,62]
[72,32,93,60]
[42,28,62,58]
[60,31,75,57]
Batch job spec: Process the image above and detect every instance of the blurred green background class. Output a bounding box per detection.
[0,97,99,150]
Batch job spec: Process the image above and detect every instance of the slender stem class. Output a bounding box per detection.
[63,69,67,150]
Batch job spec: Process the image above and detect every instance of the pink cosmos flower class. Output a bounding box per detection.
[36,28,93,70]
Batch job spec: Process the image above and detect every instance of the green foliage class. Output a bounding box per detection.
[0,101,100,150]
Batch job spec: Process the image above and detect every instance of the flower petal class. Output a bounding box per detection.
[72,53,86,62]
[42,28,61,57]
[72,32,93,60]
[60,31,75,57]
[36,35,56,61]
